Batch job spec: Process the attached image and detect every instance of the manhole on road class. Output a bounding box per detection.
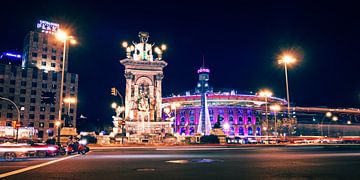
[136,168,156,172]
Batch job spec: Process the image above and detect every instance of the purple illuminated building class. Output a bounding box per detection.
[162,66,287,137]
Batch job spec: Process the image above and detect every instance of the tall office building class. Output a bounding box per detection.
[0,20,78,140]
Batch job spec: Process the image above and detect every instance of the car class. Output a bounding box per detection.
[28,143,60,157]
[0,142,30,161]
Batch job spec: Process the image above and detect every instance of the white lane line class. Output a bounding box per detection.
[0,155,79,179]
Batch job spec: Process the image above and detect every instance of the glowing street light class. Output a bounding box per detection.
[161,44,167,51]
[122,41,128,48]
[55,120,61,145]
[223,123,230,132]
[55,29,77,128]
[111,102,117,109]
[270,104,281,137]
[326,112,332,118]
[258,89,272,137]
[278,53,297,134]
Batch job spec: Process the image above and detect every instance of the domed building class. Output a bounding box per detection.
[162,66,287,137]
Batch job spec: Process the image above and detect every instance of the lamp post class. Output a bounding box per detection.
[111,102,125,144]
[327,116,338,137]
[56,30,77,128]
[0,97,21,142]
[55,121,61,145]
[320,112,332,136]
[278,54,296,133]
[63,97,77,127]
[270,104,281,137]
[258,89,272,138]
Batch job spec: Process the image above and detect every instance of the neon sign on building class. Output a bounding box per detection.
[36,20,60,34]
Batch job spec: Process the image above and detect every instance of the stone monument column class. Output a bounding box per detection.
[124,72,133,120]
[155,73,164,120]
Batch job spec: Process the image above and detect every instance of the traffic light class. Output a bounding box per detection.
[41,91,56,104]
[111,87,117,96]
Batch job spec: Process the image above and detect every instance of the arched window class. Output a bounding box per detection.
[180,127,186,135]
[248,117,252,124]
[239,127,244,135]
[256,127,261,136]
[180,117,185,126]
[248,127,253,136]
[230,127,235,136]
[189,116,195,125]
[238,116,243,124]
[189,127,195,135]
[229,116,234,123]
[256,116,261,124]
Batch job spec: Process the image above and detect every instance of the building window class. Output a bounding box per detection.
[30,106,35,111]
[6,113,13,118]
[22,70,28,78]
[31,90,36,95]
[42,83,47,89]
[0,78,4,84]
[229,116,234,122]
[32,52,38,57]
[39,122,45,128]
[20,89,26,94]
[40,107,46,112]
[41,61,46,66]
[51,48,56,53]
[70,109,74,113]
[20,97,25,102]
[9,88,15,93]
[29,122,34,127]
[40,115,45,120]
[51,63,56,67]
[0,87,3,92]
[51,56,56,60]
[238,117,243,124]
[52,73,57,81]
[247,117,252,124]
[71,75,76,83]
[32,69,38,78]
[7,105,13,110]
[30,98,36,103]
[9,96,14,101]
[228,110,233,115]
[21,81,27,86]
[71,86,76,92]
[49,123,54,128]
[43,37,48,44]
[29,114,35,119]
[42,73,48,80]
[42,47,48,52]
[10,80,16,85]
[189,116,195,125]
[32,82,37,87]
[50,107,55,112]
[52,84,57,89]
[50,115,55,120]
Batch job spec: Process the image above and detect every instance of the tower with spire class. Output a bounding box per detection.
[196,58,212,135]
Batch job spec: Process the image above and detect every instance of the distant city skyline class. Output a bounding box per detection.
[1,1,359,129]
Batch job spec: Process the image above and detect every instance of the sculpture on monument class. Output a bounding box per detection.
[119,32,173,143]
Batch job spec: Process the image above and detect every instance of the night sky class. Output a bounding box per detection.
[1,0,359,130]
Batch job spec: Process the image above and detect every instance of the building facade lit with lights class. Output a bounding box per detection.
[0,20,78,140]
[162,66,288,137]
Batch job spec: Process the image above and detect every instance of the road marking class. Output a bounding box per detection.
[136,168,155,172]
[156,147,255,151]
[0,155,79,179]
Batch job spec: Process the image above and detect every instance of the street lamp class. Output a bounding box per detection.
[270,104,281,137]
[63,97,77,127]
[258,89,273,137]
[278,54,296,118]
[55,121,61,145]
[56,30,77,129]
[278,53,296,134]
[320,112,332,136]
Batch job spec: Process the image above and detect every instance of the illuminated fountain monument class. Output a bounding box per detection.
[120,32,172,143]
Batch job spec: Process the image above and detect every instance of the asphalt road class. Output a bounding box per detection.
[2,146,360,180]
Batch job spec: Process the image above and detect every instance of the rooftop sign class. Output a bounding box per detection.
[36,20,60,34]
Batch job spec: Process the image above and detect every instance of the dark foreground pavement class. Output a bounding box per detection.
[2,146,360,180]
